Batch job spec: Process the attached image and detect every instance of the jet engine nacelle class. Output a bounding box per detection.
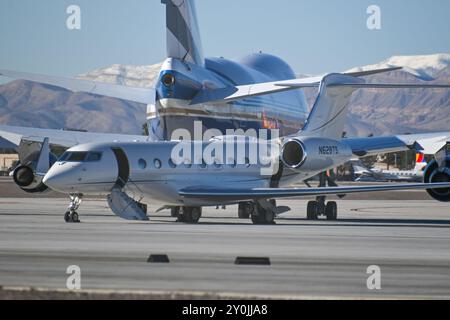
[281,137,352,172]
[13,164,48,193]
[424,157,450,202]
[12,151,58,194]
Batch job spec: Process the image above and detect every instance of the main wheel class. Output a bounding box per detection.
[171,207,180,218]
[238,202,253,219]
[182,207,202,224]
[307,201,318,220]
[251,204,275,225]
[325,202,338,221]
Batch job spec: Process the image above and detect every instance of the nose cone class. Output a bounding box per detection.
[43,163,81,193]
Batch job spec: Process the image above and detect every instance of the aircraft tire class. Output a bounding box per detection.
[64,211,71,222]
[251,204,275,225]
[238,202,253,219]
[307,201,318,220]
[65,211,80,223]
[182,207,202,224]
[171,207,180,218]
[325,202,338,221]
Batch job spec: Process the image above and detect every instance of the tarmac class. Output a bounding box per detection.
[1,180,450,299]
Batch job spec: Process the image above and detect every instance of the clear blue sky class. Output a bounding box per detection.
[1,0,450,78]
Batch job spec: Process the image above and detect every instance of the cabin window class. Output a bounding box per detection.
[228,158,237,168]
[214,159,223,169]
[183,159,192,168]
[154,159,162,169]
[245,157,251,167]
[168,159,177,168]
[138,159,147,169]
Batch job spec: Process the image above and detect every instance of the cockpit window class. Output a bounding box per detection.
[86,152,102,162]
[67,152,88,162]
[59,151,102,162]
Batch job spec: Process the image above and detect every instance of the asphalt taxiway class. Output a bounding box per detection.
[1,193,450,299]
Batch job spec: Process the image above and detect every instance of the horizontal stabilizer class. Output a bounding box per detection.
[179,182,450,202]
[190,75,322,105]
[190,72,450,105]
[277,82,450,89]
[0,69,155,104]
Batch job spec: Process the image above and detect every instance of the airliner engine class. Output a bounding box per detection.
[424,155,450,202]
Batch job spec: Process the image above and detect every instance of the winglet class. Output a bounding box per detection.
[35,137,50,174]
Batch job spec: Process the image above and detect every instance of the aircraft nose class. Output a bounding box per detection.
[42,171,63,192]
[43,164,80,193]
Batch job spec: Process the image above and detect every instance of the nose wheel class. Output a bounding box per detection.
[65,195,82,223]
[64,210,80,223]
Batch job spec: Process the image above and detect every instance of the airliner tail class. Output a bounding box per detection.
[162,0,204,66]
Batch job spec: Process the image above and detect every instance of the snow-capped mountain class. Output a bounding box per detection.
[77,63,162,88]
[346,53,450,81]
[0,54,449,137]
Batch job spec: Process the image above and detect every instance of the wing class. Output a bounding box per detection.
[0,69,155,105]
[179,182,450,202]
[345,133,450,157]
[0,125,149,148]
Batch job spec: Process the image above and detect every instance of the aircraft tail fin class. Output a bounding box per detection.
[162,0,204,66]
[301,74,364,140]
[414,153,427,172]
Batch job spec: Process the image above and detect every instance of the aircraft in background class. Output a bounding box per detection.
[0,0,450,224]
[352,153,428,182]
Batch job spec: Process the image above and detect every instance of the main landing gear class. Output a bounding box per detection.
[64,194,82,223]
[306,197,337,221]
[238,200,276,225]
[171,206,202,224]
[305,172,341,221]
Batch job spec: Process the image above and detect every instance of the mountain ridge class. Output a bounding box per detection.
[1,54,449,137]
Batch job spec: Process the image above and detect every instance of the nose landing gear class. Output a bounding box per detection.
[64,194,82,223]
